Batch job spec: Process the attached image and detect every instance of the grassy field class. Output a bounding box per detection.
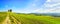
[0,12,60,24]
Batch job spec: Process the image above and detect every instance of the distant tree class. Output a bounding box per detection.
[8,9,12,12]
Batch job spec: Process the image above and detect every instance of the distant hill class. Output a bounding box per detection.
[16,13,60,17]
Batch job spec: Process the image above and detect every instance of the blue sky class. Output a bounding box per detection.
[0,0,60,13]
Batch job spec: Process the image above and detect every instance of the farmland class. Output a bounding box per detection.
[0,12,60,24]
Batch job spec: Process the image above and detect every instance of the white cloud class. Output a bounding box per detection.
[13,0,60,13]
[46,0,51,2]
[32,3,36,7]
[27,0,60,13]
[37,0,60,13]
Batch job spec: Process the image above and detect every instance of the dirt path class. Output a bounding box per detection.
[2,14,11,24]
[2,12,21,24]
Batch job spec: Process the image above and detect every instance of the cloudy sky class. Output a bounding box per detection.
[0,0,60,13]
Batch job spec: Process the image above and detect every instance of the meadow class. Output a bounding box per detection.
[0,12,60,24]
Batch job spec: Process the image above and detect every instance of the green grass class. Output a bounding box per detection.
[12,13,60,24]
[0,12,7,24]
[0,12,60,24]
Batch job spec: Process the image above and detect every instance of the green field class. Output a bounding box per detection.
[0,12,60,24]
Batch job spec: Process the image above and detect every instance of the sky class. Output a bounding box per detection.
[0,0,60,13]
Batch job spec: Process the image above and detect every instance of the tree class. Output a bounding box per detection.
[8,9,12,12]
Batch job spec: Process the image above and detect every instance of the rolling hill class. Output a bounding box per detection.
[0,12,60,24]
